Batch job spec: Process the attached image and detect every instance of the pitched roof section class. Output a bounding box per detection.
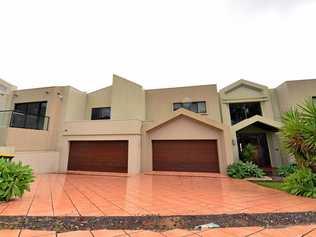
[146,108,224,132]
[231,115,282,132]
[220,79,268,94]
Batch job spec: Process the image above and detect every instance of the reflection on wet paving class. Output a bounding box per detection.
[0,173,315,217]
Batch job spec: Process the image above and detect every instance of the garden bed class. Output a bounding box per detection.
[0,212,315,232]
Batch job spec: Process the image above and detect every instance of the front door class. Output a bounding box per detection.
[237,133,271,168]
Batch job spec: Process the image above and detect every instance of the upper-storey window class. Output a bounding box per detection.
[173,101,207,114]
[229,102,262,125]
[91,107,111,120]
[10,101,48,130]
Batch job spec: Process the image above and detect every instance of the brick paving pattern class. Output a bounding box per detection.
[0,174,315,217]
[1,225,316,236]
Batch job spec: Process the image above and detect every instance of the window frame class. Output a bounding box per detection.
[172,101,207,114]
[91,107,111,120]
[229,101,262,125]
[11,101,48,130]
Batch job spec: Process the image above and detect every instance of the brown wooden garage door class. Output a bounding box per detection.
[152,140,219,172]
[68,141,128,173]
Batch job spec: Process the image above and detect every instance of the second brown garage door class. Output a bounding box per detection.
[68,141,128,173]
[152,140,219,172]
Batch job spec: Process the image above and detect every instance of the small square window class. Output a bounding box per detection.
[91,107,111,120]
[173,101,206,114]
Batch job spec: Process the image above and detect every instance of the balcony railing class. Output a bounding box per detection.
[0,110,49,131]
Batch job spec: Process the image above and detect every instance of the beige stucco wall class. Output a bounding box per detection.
[276,79,316,114]
[220,80,286,167]
[59,119,142,174]
[0,78,17,111]
[5,128,50,151]
[4,85,89,152]
[59,135,141,174]
[269,89,282,121]
[111,75,146,121]
[0,79,16,142]
[13,151,60,173]
[63,119,142,136]
[7,86,65,151]
[145,84,221,123]
[3,76,314,174]
[142,115,233,174]
[63,86,87,121]
[0,128,8,146]
[0,91,13,111]
[220,81,274,125]
[85,86,112,119]
[273,79,316,164]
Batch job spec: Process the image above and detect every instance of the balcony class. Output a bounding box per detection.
[0,110,50,130]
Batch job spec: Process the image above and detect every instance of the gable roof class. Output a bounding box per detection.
[146,108,224,132]
[231,115,282,132]
[220,79,268,94]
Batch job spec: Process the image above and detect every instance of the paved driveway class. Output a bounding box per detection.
[0,173,315,216]
[2,225,316,237]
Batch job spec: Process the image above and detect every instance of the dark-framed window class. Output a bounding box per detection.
[91,107,111,120]
[10,101,48,130]
[229,102,262,125]
[173,101,207,113]
[312,96,316,104]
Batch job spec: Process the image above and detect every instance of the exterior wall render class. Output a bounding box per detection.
[59,134,141,174]
[59,119,142,174]
[141,115,233,174]
[13,151,60,173]
[219,80,273,126]
[85,86,112,119]
[8,86,65,151]
[276,79,316,114]
[111,75,146,121]
[145,84,221,122]
[0,76,315,174]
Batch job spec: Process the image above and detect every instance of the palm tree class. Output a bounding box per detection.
[281,99,316,168]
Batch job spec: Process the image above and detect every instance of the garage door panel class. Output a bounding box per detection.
[153,140,219,172]
[68,141,128,173]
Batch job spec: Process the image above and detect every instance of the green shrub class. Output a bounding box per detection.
[283,168,316,198]
[240,144,256,162]
[227,161,265,179]
[281,99,316,168]
[277,163,298,177]
[0,159,35,201]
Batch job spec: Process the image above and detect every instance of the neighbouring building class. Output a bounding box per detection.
[0,75,315,174]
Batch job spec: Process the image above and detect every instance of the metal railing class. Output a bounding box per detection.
[0,110,49,130]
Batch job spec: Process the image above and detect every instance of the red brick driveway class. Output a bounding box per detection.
[0,173,315,216]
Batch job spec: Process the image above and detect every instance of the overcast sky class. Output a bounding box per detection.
[0,0,316,92]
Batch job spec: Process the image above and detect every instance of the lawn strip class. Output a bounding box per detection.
[252,180,284,191]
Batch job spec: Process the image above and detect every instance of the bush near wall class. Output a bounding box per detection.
[0,158,34,202]
[283,168,316,198]
[277,163,298,177]
[227,161,265,179]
